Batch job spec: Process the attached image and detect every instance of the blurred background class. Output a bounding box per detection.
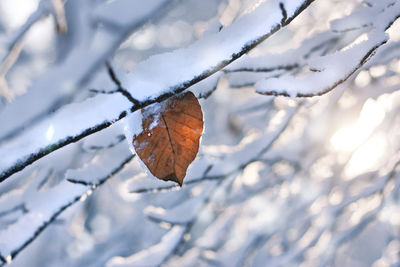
[0,0,400,266]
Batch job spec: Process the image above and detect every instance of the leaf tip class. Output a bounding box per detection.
[164,173,183,186]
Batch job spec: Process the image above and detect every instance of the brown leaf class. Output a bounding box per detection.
[133,91,203,186]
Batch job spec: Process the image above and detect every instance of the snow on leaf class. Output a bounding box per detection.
[132,92,204,186]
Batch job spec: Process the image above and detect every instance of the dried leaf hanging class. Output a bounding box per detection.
[133,91,203,185]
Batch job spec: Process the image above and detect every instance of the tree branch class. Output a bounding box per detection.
[105,61,140,106]
[0,0,173,144]
[256,1,400,97]
[0,154,134,266]
[0,0,315,183]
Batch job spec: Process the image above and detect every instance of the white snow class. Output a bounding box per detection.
[128,173,177,193]
[189,72,221,99]
[228,1,400,98]
[2,1,400,266]
[81,122,125,152]
[255,31,388,97]
[205,106,298,177]
[0,181,87,257]
[122,111,143,154]
[107,225,186,267]
[124,0,305,101]
[0,0,169,143]
[0,0,310,180]
[145,181,216,224]
[0,94,132,177]
[65,142,132,185]
[226,50,300,72]
[331,0,394,32]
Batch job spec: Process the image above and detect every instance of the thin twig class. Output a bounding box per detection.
[105,61,140,106]
[51,0,68,34]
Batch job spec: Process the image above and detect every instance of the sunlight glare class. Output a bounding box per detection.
[241,161,261,186]
[45,125,55,141]
[379,202,400,226]
[344,133,387,178]
[330,99,385,151]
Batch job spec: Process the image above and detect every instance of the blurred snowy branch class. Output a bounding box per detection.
[0,143,134,266]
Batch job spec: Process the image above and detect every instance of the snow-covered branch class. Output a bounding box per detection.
[1,1,400,266]
[255,1,400,97]
[0,0,314,183]
[0,0,172,142]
